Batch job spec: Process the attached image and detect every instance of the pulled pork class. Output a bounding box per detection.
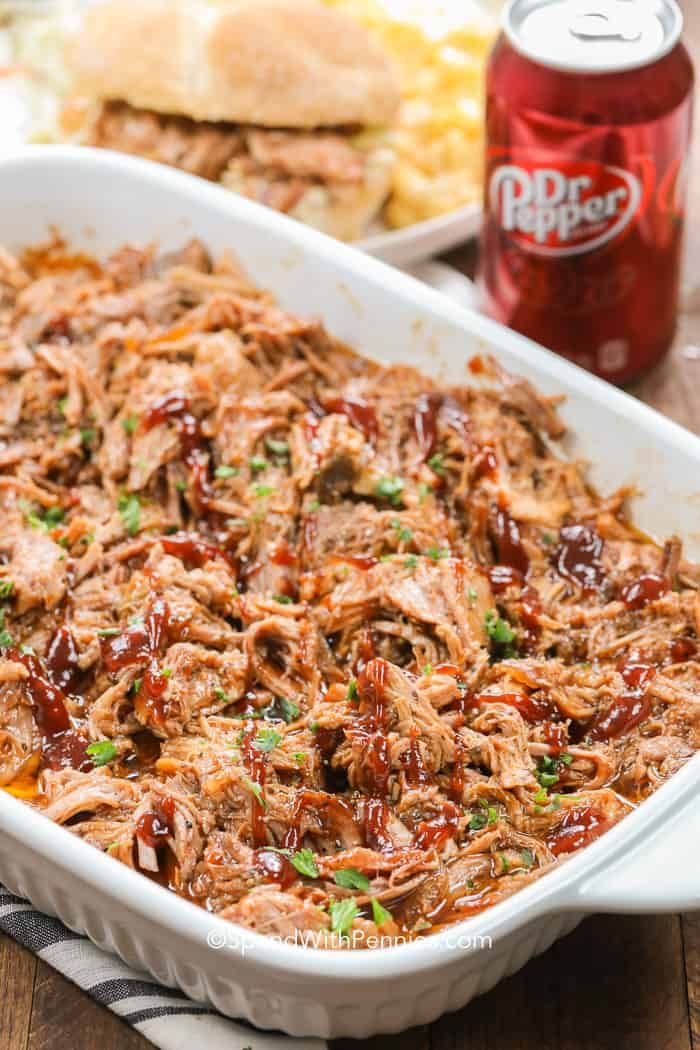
[88,101,387,225]
[1,235,699,949]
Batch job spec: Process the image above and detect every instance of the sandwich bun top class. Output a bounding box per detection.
[66,0,401,129]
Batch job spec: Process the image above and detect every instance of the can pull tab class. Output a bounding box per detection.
[569,6,642,43]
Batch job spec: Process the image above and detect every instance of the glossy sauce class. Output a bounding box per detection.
[552,524,605,592]
[478,691,554,724]
[254,848,297,889]
[161,531,235,569]
[325,396,378,444]
[101,598,173,726]
[669,637,697,664]
[588,659,656,741]
[472,442,498,481]
[11,647,90,772]
[143,392,212,509]
[542,721,568,752]
[491,503,529,576]
[136,796,176,848]
[412,393,470,460]
[46,626,82,693]
[352,658,392,795]
[489,564,523,592]
[362,797,393,852]
[401,733,430,786]
[621,572,668,610]
[546,806,606,856]
[414,802,460,850]
[240,722,267,847]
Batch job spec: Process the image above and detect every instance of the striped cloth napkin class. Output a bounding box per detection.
[0,885,326,1050]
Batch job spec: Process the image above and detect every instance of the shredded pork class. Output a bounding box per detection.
[1,235,699,948]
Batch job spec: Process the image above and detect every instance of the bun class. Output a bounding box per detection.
[66,0,401,128]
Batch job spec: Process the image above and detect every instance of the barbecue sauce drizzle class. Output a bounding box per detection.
[100,597,173,726]
[10,645,90,772]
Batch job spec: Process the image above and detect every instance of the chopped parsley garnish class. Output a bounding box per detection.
[278,697,299,723]
[118,493,141,536]
[131,678,142,695]
[254,728,282,753]
[533,786,549,805]
[427,453,445,475]
[290,848,319,879]
[96,627,120,637]
[161,667,172,678]
[174,479,187,492]
[375,476,404,506]
[242,777,266,809]
[249,456,268,473]
[214,687,229,701]
[252,484,275,499]
[371,898,393,927]
[391,518,413,543]
[484,609,516,657]
[423,663,433,676]
[535,753,572,788]
[293,752,307,766]
[541,531,554,546]
[0,581,13,599]
[58,396,68,416]
[404,555,417,569]
[520,848,535,869]
[0,630,13,649]
[308,499,320,511]
[21,500,64,532]
[347,679,358,702]
[469,803,498,830]
[121,414,138,436]
[418,482,432,504]
[329,898,359,937]
[86,740,118,767]
[499,852,510,874]
[265,437,290,458]
[334,868,370,892]
[273,594,293,605]
[80,427,96,446]
[468,587,478,601]
[215,464,238,479]
[426,546,449,561]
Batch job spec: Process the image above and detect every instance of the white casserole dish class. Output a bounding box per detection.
[0,146,698,1040]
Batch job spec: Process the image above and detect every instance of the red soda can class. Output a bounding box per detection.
[478,0,694,384]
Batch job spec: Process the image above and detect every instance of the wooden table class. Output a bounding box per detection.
[3,7,700,1049]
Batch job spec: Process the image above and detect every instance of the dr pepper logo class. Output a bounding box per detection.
[489,159,642,257]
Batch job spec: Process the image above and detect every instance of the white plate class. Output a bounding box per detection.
[358,202,482,265]
[0,147,699,1040]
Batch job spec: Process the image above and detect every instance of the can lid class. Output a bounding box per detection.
[503,0,683,74]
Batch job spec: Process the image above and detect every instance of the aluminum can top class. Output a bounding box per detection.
[503,0,683,74]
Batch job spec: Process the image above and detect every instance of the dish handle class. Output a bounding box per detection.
[572,797,700,913]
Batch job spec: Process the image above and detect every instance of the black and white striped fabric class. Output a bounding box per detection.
[0,887,326,1050]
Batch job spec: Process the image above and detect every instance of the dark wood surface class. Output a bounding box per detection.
[2,7,700,1049]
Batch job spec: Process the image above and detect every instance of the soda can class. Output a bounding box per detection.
[478,0,694,384]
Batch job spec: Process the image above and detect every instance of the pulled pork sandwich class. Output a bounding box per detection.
[61,0,400,241]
